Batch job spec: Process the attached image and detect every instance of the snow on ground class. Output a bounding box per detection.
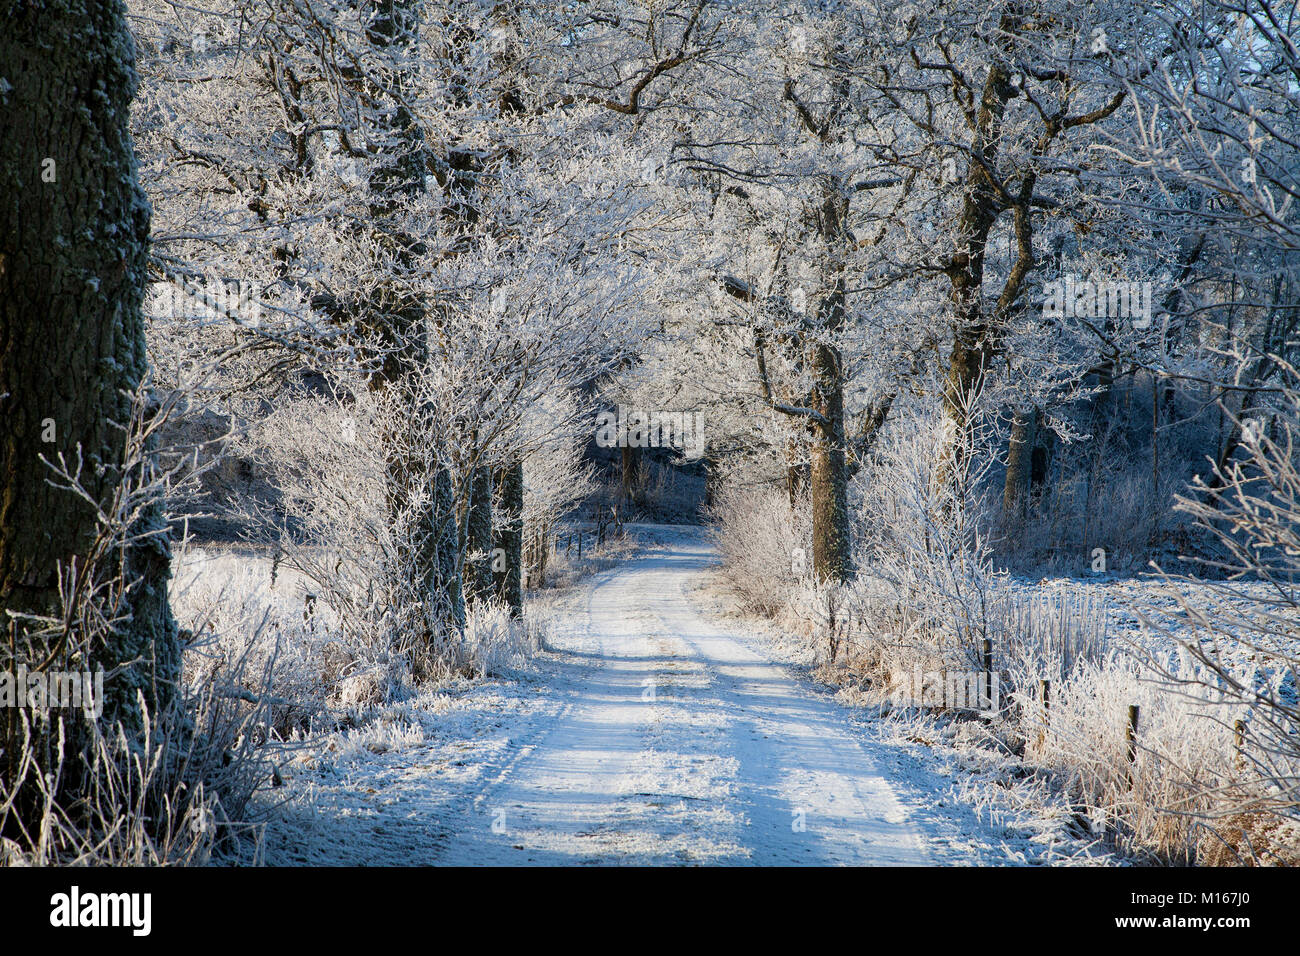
[692,559,1299,866]
[690,553,1121,865]
[200,524,1294,865]
[1004,569,1299,709]
[259,525,1017,865]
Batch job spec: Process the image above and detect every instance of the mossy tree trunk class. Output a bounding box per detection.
[0,0,180,798]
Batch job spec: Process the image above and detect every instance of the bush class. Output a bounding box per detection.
[706,481,810,617]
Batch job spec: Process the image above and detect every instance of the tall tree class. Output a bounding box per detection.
[1,0,179,778]
[491,460,524,615]
[363,0,464,637]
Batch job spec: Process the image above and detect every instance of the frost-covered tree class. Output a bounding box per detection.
[126,0,667,650]
[552,2,1147,576]
[0,0,179,817]
[1100,0,1300,503]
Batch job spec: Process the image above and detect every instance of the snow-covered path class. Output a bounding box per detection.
[429,528,929,865]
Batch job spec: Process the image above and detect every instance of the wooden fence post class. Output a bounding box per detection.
[1037,679,1050,748]
[982,638,993,711]
[1125,704,1140,787]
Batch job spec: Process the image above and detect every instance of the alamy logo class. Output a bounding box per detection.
[893,668,1000,711]
[0,666,103,719]
[50,886,151,936]
[151,274,264,326]
[1042,274,1154,329]
[595,405,705,457]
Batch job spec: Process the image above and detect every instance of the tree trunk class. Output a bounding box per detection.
[492,459,523,616]
[807,184,853,583]
[463,465,493,605]
[433,465,464,630]
[940,49,1019,481]
[1,0,179,794]
[1003,406,1040,519]
[702,456,718,510]
[809,414,850,582]
[621,443,642,505]
[363,0,464,639]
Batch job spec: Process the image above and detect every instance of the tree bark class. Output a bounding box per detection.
[807,331,851,582]
[941,55,1017,464]
[491,459,523,616]
[620,443,642,505]
[1003,406,1040,519]
[1,0,179,786]
[463,465,493,605]
[702,456,718,509]
[807,184,853,583]
[363,0,464,638]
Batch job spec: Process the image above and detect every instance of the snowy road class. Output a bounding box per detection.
[429,527,930,865]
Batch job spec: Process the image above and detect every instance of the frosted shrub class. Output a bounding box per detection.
[1014,650,1282,863]
[1001,590,1109,696]
[1132,378,1300,861]
[234,380,465,688]
[171,545,337,733]
[841,403,1005,688]
[707,481,810,616]
[461,599,546,679]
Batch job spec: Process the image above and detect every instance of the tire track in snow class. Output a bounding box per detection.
[428,527,930,865]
